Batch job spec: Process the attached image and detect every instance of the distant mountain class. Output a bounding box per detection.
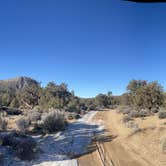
[0,77,39,92]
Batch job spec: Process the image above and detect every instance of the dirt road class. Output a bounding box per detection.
[78,110,166,166]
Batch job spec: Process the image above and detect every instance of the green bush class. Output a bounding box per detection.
[126,80,164,110]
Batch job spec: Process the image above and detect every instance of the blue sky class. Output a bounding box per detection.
[1,0,166,97]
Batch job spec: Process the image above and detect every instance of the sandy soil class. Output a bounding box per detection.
[78,110,166,166]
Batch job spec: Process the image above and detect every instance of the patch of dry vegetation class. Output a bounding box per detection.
[41,109,66,133]
[0,131,38,160]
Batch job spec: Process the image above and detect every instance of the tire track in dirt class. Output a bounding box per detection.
[95,142,114,166]
[78,110,160,166]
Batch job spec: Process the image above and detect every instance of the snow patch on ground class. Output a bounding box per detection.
[3,111,103,166]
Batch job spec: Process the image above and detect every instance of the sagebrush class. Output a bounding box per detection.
[41,110,66,133]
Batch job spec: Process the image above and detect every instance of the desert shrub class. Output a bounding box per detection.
[126,121,141,134]
[16,118,30,133]
[33,105,41,111]
[28,110,41,122]
[109,105,118,109]
[0,106,22,115]
[87,105,96,111]
[0,110,7,117]
[41,110,66,133]
[120,108,132,114]
[117,106,132,114]
[80,110,86,115]
[139,109,151,117]
[128,109,150,118]
[158,111,166,119]
[95,94,110,108]
[14,136,37,160]
[132,124,141,133]
[122,115,132,123]
[151,107,159,113]
[6,108,22,115]
[129,111,140,118]
[32,121,43,133]
[0,132,37,160]
[0,116,8,131]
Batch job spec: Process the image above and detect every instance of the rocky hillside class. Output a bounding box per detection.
[0,77,39,92]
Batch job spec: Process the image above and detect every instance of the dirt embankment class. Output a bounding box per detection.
[78,110,166,166]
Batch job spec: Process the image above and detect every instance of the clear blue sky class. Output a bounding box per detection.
[1,0,166,97]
